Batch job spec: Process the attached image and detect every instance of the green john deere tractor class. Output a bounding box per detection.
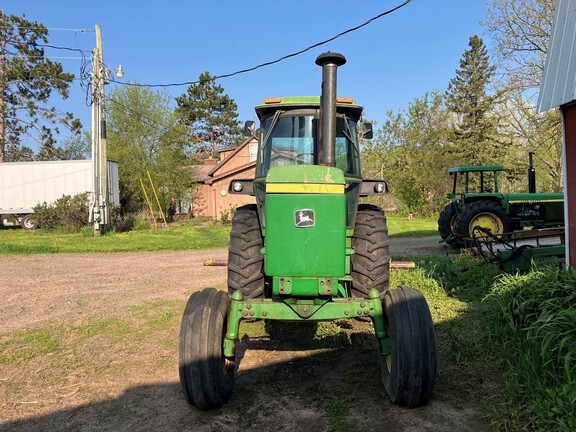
[179,52,437,410]
[438,156,564,247]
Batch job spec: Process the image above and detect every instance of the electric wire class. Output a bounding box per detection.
[114,0,413,88]
[4,0,413,162]
[0,26,93,32]
[88,0,415,161]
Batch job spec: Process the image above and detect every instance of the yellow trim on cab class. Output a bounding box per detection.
[266,183,344,194]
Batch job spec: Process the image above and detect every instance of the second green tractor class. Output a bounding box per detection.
[438,157,564,248]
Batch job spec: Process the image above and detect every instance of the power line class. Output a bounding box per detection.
[114,0,414,88]
[38,44,91,54]
[0,26,93,32]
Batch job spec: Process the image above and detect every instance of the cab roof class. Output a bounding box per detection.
[255,96,364,119]
[448,165,506,173]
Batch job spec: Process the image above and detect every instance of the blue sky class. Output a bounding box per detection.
[3,0,489,149]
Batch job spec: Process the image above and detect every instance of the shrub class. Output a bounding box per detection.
[110,206,135,232]
[33,193,90,230]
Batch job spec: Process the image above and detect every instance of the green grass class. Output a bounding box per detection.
[0,221,231,254]
[0,215,438,254]
[0,327,62,364]
[485,266,576,431]
[387,215,438,238]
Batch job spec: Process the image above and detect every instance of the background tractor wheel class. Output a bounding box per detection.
[351,204,390,298]
[228,205,265,298]
[454,200,511,243]
[438,203,460,248]
[381,286,436,407]
[179,288,234,410]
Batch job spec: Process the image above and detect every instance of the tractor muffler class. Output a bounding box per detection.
[315,52,347,167]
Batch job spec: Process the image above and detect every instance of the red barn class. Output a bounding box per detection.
[538,0,576,268]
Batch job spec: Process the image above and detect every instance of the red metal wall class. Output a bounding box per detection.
[562,104,576,268]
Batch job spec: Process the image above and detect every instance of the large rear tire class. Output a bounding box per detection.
[454,200,511,243]
[438,203,460,248]
[227,205,265,298]
[381,286,436,407]
[179,288,234,410]
[351,204,390,298]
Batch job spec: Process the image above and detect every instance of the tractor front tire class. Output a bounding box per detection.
[454,200,511,243]
[438,203,460,248]
[351,204,390,298]
[381,286,436,407]
[179,288,234,410]
[228,205,265,298]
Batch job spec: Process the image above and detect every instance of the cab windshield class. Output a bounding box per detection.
[256,111,361,177]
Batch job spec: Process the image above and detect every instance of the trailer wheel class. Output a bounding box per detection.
[351,204,390,298]
[21,214,38,230]
[381,286,436,407]
[227,205,265,298]
[179,288,234,410]
[438,203,460,247]
[455,200,511,243]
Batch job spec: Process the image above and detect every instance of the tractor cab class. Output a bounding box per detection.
[244,97,376,232]
[448,165,505,199]
[253,96,367,176]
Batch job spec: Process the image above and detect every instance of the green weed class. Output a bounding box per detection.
[0,327,61,363]
[75,317,131,339]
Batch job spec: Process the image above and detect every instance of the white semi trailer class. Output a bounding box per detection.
[0,160,119,229]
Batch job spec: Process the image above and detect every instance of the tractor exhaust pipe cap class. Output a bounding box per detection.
[316,52,346,167]
[528,151,536,193]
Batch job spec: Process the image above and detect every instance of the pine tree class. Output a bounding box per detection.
[175,72,242,159]
[445,35,501,166]
[0,10,81,161]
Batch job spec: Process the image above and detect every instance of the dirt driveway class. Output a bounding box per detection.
[0,237,485,432]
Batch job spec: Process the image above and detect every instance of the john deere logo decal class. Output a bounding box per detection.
[295,210,315,228]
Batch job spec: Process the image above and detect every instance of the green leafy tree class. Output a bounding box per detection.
[175,71,242,158]
[445,35,502,167]
[483,0,562,191]
[107,84,191,213]
[363,92,453,214]
[0,10,81,162]
[484,0,555,93]
[58,132,91,160]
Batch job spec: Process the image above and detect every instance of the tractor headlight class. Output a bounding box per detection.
[232,181,243,192]
[374,182,386,194]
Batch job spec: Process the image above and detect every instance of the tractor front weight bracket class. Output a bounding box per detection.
[223,288,390,359]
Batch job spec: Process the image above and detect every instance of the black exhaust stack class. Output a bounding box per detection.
[316,52,346,166]
[528,152,536,193]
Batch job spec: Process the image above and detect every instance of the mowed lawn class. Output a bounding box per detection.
[0,215,438,254]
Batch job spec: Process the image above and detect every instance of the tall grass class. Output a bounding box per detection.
[486,266,576,431]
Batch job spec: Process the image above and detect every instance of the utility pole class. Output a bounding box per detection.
[90,24,105,236]
[90,25,123,236]
[90,24,110,237]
